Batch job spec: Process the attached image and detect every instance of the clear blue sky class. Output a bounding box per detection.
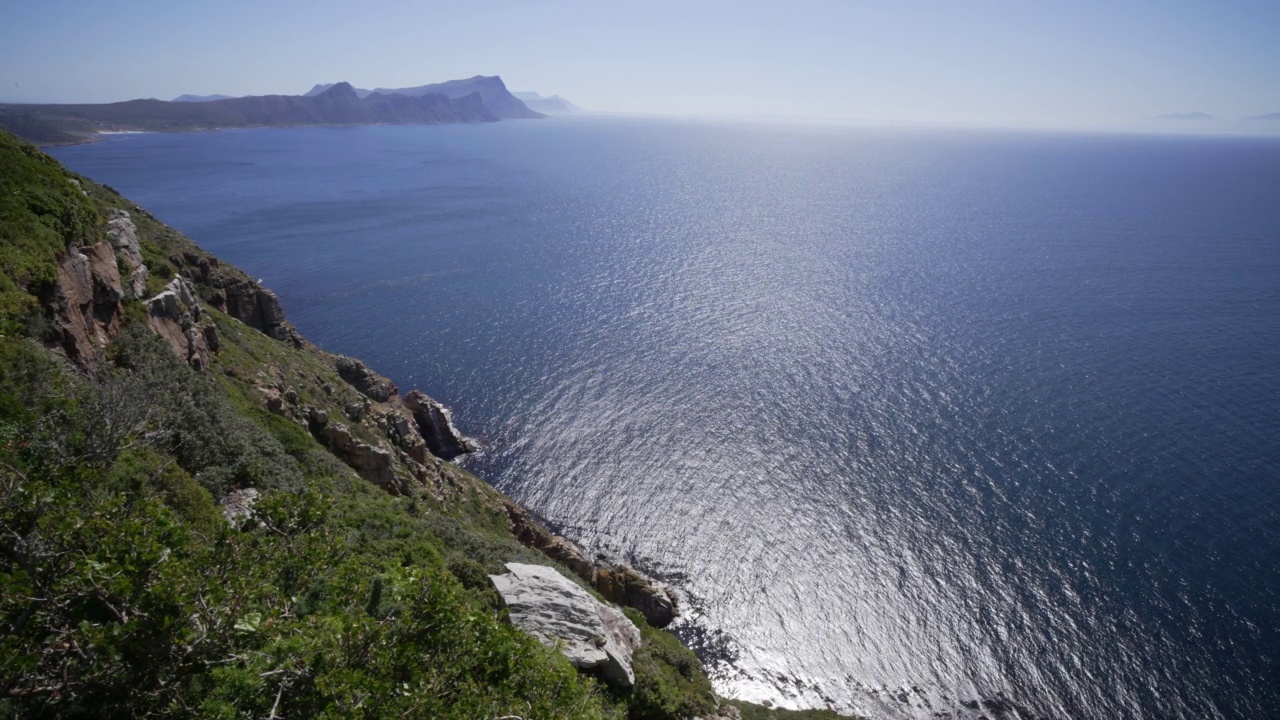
[3,0,1278,126]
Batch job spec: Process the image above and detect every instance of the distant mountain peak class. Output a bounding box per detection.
[512,91,583,114]
[306,82,371,98]
[172,93,234,103]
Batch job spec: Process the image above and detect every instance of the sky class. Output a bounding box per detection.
[2,0,1279,128]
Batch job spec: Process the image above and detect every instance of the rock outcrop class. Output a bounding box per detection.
[221,280,292,342]
[403,389,476,459]
[220,487,260,524]
[104,208,148,298]
[145,277,211,370]
[504,503,679,628]
[375,408,430,465]
[46,241,125,363]
[334,356,398,402]
[490,563,641,688]
[307,410,402,492]
[593,564,680,630]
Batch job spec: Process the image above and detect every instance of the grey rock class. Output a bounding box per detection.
[489,563,640,688]
[223,280,293,342]
[221,487,260,524]
[202,323,220,353]
[144,278,208,369]
[344,400,366,422]
[334,355,398,402]
[313,421,400,492]
[105,209,148,298]
[379,409,429,464]
[404,389,476,460]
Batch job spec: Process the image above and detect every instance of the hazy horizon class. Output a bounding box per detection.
[3,0,1279,130]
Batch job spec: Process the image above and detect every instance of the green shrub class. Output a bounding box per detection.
[0,133,101,334]
[107,446,222,533]
[624,609,718,719]
[107,323,303,497]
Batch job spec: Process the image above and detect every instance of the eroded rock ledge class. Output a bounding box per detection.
[403,389,477,459]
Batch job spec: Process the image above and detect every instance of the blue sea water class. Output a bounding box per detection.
[51,118,1280,719]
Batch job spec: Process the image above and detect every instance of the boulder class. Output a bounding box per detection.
[404,389,476,459]
[378,409,429,464]
[202,323,220,353]
[489,563,640,688]
[220,487,260,524]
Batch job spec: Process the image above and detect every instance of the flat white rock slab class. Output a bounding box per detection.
[490,562,641,687]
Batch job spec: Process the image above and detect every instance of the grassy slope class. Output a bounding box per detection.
[0,130,856,719]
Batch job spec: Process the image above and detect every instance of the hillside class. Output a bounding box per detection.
[0,83,501,145]
[0,131,851,718]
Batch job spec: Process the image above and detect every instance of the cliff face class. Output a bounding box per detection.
[45,241,124,363]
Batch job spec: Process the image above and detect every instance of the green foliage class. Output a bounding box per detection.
[106,446,222,533]
[0,131,100,333]
[107,323,304,498]
[0,386,622,719]
[624,609,719,720]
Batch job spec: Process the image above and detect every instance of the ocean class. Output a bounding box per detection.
[51,117,1280,719]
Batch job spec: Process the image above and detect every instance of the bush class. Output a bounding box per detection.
[625,609,718,720]
[107,446,222,533]
[107,323,303,497]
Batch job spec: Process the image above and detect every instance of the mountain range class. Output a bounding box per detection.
[0,75,543,145]
[303,76,544,120]
[173,94,235,103]
[512,91,584,114]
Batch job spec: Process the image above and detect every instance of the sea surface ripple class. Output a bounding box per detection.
[53,119,1280,719]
